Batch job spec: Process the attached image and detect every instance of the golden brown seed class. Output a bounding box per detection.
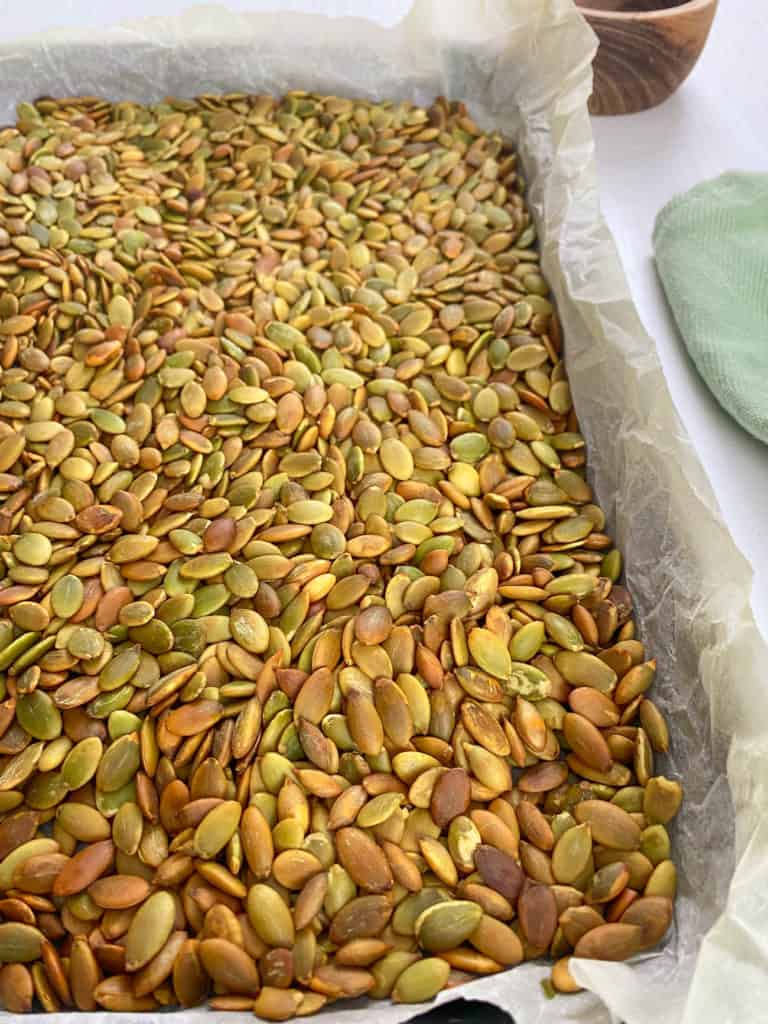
[88,875,151,909]
[551,956,583,993]
[0,963,34,1011]
[328,894,393,946]
[294,872,329,932]
[381,841,423,892]
[52,840,114,896]
[515,801,554,852]
[69,935,100,1011]
[173,939,209,1008]
[133,930,188,998]
[247,885,295,948]
[620,895,673,949]
[355,606,392,645]
[252,987,302,1020]
[335,938,392,967]
[563,712,613,773]
[573,800,641,850]
[573,922,643,961]
[241,806,274,880]
[459,881,514,921]
[430,768,471,830]
[336,828,393,893]
[198,938,261,994]
[345,691,384,757]
[560,905,606,947]
[469,914,524,966]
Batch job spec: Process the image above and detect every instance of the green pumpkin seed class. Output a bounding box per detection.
[124,891,176,971]
[51,575,85,618]
[61,736,103,789]
[96,734,140,792]
[468,628,511,679]
[13,533,52,567]
[415,899,483,952]
[194,800,242,859]
[16,691,62,741]
[99,646,141,691]
[0,923,44,963]
[392,957,450,1003]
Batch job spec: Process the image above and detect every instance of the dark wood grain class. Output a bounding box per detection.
[576,0,718,115]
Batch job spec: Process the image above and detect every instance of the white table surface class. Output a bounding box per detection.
[5,0,768,637]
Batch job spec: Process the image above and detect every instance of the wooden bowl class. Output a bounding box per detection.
[576,0,718,115]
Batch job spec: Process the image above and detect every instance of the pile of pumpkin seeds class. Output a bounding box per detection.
[0,91,682,1016]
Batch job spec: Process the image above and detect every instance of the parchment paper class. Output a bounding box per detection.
[1,2,766,1022]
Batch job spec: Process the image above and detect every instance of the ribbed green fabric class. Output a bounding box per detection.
[653,172,768,445]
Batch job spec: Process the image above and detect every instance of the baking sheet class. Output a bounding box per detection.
[0,1,766,1021]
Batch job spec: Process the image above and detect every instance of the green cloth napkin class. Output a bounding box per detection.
[653,172,768,445]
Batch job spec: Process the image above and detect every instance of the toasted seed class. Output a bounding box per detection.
[329,894,393,945]
[0,922,44,962]
[55,803,108,843]
[643,777,683,824]
[563,713,613,773]
[336,828,393,893]
[551,956,583,994]
[88,875,151,909]
[415,900,483,952]
[0,963,34,1011]
[247,885,295,948]
[430,768,471,829]
[346,691,384,757]
[53,839,114,896]
[560,905,605,947]
[0,838,59,891]
[0,811,39,861]
[620,895,673,948]
[199,937,261,994]
[474,845,525,902]
[516,801,554,852]
[569,688,620,728]
[252,987,302,1020]
[241,806,274,880]
[552,823,592,884]
[468,628,512,679]
[392,957,450,1003]
[93,975,158,1011]
[194,800,242,859]
[518,882,557,949]
[573,800,641,850]
[469,914,524,966]
[574,922,643,961]
[587,862,630,903]
[464,744,512,794]
[173,939,209,1008]
[555,652,617,692]
[124,891,176,971]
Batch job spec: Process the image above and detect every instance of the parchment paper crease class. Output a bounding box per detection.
[0,2,766,1022]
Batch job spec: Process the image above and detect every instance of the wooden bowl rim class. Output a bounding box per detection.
[576,0,716,21]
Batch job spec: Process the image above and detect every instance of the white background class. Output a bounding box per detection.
[3,0,768,635]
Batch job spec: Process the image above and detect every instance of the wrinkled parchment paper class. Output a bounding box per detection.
[1,1,767,1021]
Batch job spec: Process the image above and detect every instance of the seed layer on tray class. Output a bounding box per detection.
[0,92,682,1014]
